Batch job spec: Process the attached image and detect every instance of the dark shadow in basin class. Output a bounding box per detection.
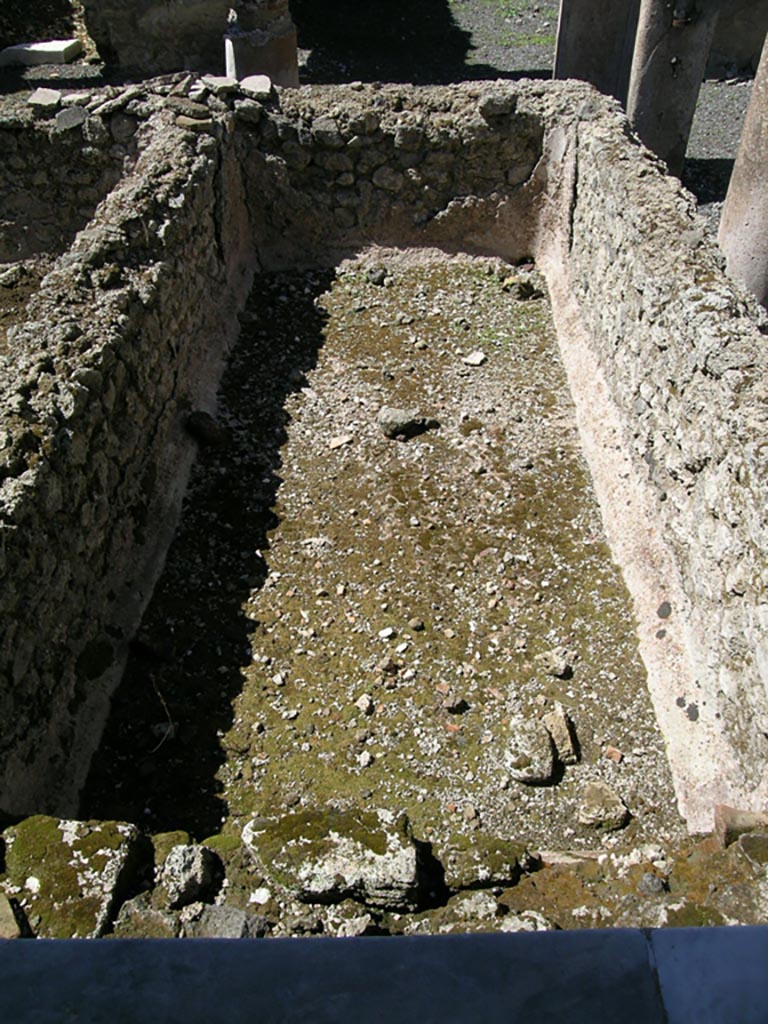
[81,269,334,840]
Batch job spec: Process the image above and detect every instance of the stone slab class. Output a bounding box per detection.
[201,75,239,97]
[0,40,83,67]
[239,74,273,100]
[27,89,62,111]
[55,107,87,131]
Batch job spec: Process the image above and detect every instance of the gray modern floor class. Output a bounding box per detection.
[1,927,767,1023]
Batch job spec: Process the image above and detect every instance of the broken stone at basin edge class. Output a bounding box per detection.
[242,808,427,911]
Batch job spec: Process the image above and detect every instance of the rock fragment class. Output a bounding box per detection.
[542,703,579,765]
[113,892,179,938]
[462,351,487,367]
[714,804,768,847]
[355,693,375,716]
[181,904,268,938]
[55,106,87,131]
[2,816,144,938]
[577,781,629,831]
[376,406,439,440]
[0,897,24,939]
[28,88,61,111]
[367,265,388,286]
[536,646,573,678]
[242,808,423,910]
[638,872,667,896]
[505,717,556,785]
[157,844,222,909]
[500,910,554,932]
[240,75,273,100]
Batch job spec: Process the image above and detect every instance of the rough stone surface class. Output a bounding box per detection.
[113,892,179,938]
[27,88,61,111]
[0,106,127,262]
[577,782,630,832]
[376,406,439,440]
[181,904,267,938]
[1,816,142,938]
[0,39,82,67]
[505,717,556,785]
[157,845,222,909]
[437,834,532,891]
[543,703,579,766]
[239,75,273,100]
[0,896,23,939]
[242,809,423,910]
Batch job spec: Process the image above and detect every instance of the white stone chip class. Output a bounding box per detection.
[239,75,273,100]
[28,88,62,110]
[463,351,487,366]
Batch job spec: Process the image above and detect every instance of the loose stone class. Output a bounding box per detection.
[376,406,440,440]
[542,703,579,765]
[462,351,487,366]
[536,646,573,679]
[355,694,375,716]
[505,717,556,785]
[28,88,61,110]
[242,809,423,910]
[158,844,222,909]
[577,781,630,831]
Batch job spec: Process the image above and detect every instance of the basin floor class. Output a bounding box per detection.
[83,248,689,927]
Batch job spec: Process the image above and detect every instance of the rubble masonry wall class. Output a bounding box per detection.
[0,112,129,262]
[0,103,253,813]
[560,100,768,806]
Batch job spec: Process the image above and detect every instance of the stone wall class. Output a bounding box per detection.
[0,109,128,262]
[0,86,253,814]
[234,82,546,269]
[555,95,768,820]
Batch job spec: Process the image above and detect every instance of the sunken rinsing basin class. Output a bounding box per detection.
[2,77,768,937]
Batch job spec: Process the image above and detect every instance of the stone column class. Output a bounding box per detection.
[626,0,722,176]
[718,35,768,306]
[224,0,299,88]
[554,0,641,105]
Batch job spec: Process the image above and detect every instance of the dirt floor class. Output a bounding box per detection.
[83,251,685,854]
